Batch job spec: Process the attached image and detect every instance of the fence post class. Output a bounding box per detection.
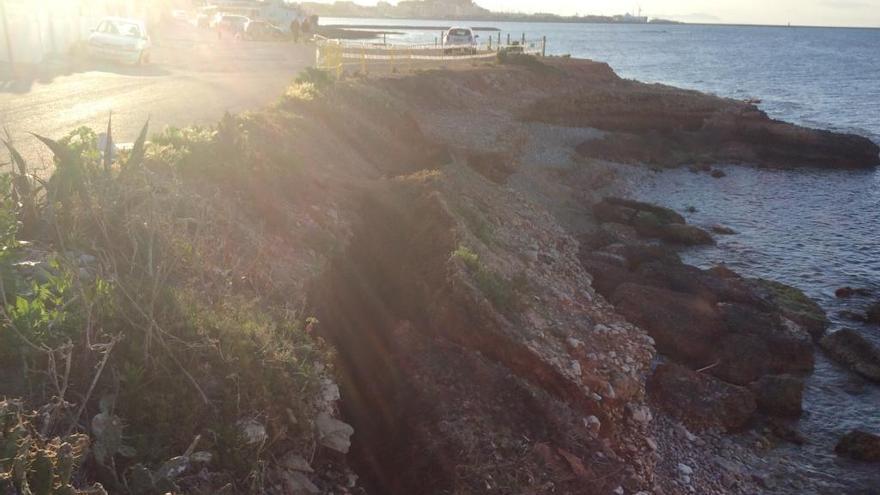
[1,0,14,71]
[506,33,510,46]
[521,32,526,45]
[361,42,366,74]
[488,34,491,51]
[542,36,547,57]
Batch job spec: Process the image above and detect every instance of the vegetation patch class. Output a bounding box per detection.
[0,116,334,493]
[452,245,529,316]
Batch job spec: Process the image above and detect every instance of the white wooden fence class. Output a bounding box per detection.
[316,36,546,75]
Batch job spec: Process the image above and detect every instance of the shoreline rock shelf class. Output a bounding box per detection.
[579,198,825,439]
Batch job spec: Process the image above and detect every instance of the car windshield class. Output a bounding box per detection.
[449,29,471,37]
[99,20,142,38]
[117,22,142,38]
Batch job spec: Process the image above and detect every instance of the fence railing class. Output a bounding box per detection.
[316,36,546,75]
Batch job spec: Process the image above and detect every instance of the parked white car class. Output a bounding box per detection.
[88,17,152,65]
[443,27,478,54]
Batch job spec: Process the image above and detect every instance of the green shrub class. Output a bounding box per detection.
[0,115,332,493]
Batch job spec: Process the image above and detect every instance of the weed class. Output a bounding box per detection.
[456,206,495,245]
[452,245,529,316]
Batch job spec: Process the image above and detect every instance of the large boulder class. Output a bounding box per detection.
[617,243,682,270]
[602,197,685,224]
[712,332,774,385]
[835,431,880,462]
[592,198,714,245]
[749,375,804,417]
[637,262,768,309]
[579,255,646,298]
[655,223,715,246]
[820,329,880,382]
[648,363,756,432]
[748,279,829,340]
[612,283,725,365]
[628,211,714,246]
[718,303,814,376]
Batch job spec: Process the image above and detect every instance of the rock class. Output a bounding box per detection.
[655,223,715,246]
[677,463,694,476]
[237,419,267,445]
[603,197,686,224]
[315,413,354,453]
[281,470,321,494]
[637,262,766,308]
[717,303,814,379]
[648,363,757,431]
[589,250,628,268]
[466,150,516,184]
[710,169,726,178]
[768,418,806,445]
[627,404,653,425]
[600,222,640,245]
[593,200,638,225]
[628,210,668,237]
[190,451,213,464]
[710,224,737,235]
[839,310,868,323]
[820,329,880,382]
[749,375,804,417]
[707,264,739,279]
[835,287,872,298]
[867,301,880,325]
[618,243,682,270]
[578,256,645,298]
[558,81,880,169]
[583,415,601,435]
[156,456,190,480]
[280,452,314,473]
[712,332,774,385]
[612,283,726,365]
[835,430,880,462]
[748,279,829,340]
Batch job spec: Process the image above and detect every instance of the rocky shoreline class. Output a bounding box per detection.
[2,56,878,494]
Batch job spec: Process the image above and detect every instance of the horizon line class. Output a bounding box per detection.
[317,14,880,30]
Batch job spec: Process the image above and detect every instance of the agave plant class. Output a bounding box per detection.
[2,130,44,237]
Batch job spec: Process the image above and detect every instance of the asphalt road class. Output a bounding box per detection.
[0,31,316,172]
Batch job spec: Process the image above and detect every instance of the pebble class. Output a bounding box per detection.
[677,463,694,476]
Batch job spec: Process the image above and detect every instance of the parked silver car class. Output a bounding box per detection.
[443,27,478,54]
[88,17,152,65]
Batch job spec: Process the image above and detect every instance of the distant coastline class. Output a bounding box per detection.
[302,0,680,25]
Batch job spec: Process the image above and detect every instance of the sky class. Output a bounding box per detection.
[318,0,880,27]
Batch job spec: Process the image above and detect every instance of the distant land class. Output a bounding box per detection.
[302,0,682,24]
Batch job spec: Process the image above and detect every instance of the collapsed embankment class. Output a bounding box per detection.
[3,57,878,494]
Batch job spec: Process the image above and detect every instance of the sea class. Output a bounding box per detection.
[323,18,880,493]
